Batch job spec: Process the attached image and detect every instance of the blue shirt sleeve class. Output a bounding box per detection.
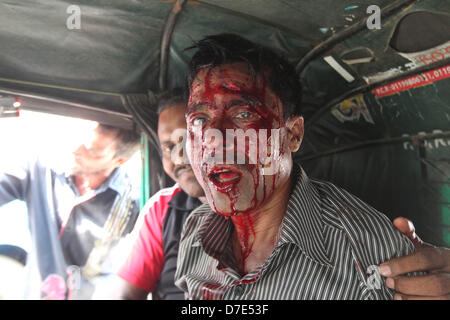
[0,157,32,204]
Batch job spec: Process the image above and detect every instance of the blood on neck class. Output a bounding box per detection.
[231,212,257,274]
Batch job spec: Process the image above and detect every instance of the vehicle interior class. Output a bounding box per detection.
[0,0,449,297]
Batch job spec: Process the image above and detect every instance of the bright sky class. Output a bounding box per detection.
[0,110,141,253]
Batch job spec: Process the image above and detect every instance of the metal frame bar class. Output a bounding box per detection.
[0,87,133,129]
[159,0,187,91]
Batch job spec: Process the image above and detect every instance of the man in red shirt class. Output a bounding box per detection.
[109,88,206,299]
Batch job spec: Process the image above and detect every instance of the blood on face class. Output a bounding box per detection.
[186,62,293,217]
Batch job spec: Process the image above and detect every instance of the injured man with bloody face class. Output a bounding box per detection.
[174,33,420,300]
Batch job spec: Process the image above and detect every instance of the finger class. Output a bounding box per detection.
[392,217,424,248]
[394,293,450,300]
[386,273,450,297]
[379,247,449,277]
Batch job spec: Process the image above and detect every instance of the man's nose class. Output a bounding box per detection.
[172,144,186,166]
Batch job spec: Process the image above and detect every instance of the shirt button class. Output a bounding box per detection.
[234,285,244,296]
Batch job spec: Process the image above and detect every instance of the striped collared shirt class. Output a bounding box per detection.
[175,165,415,300]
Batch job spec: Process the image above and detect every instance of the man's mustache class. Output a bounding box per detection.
[174,164,192,179]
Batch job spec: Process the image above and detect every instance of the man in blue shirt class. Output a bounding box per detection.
[0,123,141,299]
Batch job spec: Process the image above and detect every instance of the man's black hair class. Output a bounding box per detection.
[186,33,302,119]
[157,87,186,116]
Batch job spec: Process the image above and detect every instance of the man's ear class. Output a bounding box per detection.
[286,116,304,153]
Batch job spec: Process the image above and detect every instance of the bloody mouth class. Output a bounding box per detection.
[207,167,242,191]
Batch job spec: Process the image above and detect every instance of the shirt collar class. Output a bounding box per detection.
[168,189,203,212]
[61,166,133,197]
[103,167,132,195]
[197,212,235,270]
[278,164,332,267]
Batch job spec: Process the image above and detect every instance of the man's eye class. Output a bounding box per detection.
[162,144,174,153]
[192,117,206,126]
[235,111,252,120]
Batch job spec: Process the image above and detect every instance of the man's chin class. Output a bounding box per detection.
[178,175,205,198]
[69,167,103,176]
[204,186,255,217]
[69,167,82,175]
